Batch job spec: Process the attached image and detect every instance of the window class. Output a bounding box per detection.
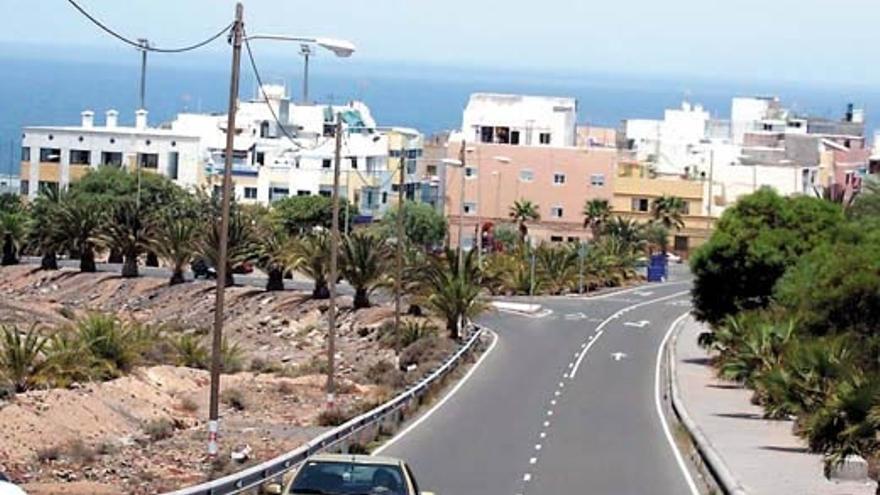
[590,173,605,187]
[550,206,564,218]
[480,126,494,143]
[463,202,477,215]
[269,186,290,202]
[406,159,417,174]
[322,159,332,169]
[243,187,258,199]
[465,167,477,179]
[551,236,564,243]
[39,148,60,163]
[350,157,358,169]
[69,150,90,165]
[318,190,331,198]
[167,152,179,180]
[496,126,510,144]
[539,132,551,145]
[20,180,29,196]
[255,152,265,166]
[138,153,159,169]
[365,190,375,207]
[553,173,566,185]
[101,152,123,167]
[674,235,689,252]
[510,131,520,145]
[297,190,311,196]
[260,121,270,138]
[21,147,30,162]
[38,181,58,194]
[426,164,437,176]
[519,169,534,182]
[632,198,650,212]
[567,236,580,243]
[382,191,388,204]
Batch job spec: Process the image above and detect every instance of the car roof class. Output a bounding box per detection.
[306,453,404,466]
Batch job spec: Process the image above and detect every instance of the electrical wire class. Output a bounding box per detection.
[65,0,232,53]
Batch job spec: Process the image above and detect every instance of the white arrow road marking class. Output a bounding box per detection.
[666,299,691,307]
[611,352,628,361]
[624,320,650,328]
[634,290,655,297]
[564,312,587,321]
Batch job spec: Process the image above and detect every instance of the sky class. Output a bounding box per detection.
[4,0,880,86]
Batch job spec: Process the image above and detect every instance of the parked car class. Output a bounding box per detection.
[266,454,435,495]
[191,258,216,279]
[666,252,683,264]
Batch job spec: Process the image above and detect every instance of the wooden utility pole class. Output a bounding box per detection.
[327,114,343,399]
[395,147,406,354]
[208,2,243,458]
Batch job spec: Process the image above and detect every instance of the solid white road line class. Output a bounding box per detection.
[655,311,700,495]
[574,280,690,301]
[373,329,499,455]
[569,290,691,379]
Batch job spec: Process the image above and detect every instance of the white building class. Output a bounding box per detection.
[460,93,577,147]
[20,85,417,220]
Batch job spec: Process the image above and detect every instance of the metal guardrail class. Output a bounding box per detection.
[163,326,486,495]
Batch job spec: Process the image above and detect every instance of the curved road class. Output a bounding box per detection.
[378,268,697,495]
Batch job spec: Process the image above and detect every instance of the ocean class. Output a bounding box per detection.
[2,51,879,178]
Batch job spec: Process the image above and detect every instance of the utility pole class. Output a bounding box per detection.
[207,2,243,458]
[578,242,585,294]
[137,38,149,111]
[395,146,406,354]
[326,113,343,400]
[457,140,466,275]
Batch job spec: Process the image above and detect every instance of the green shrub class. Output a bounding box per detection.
[172,334,209,369]
[0,325,50,393]
[75,314,146,376]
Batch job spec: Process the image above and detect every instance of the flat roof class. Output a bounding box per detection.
[23,125,200,140]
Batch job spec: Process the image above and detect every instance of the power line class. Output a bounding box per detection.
[65,0,232,53]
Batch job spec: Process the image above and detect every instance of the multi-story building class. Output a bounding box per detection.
[619,97,870,217]
[444,93,615,248]
[19,85,421,221]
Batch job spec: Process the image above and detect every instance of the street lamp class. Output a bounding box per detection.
[244,34,356,104]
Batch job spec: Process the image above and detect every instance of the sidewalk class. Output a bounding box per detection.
[674,316,876,495]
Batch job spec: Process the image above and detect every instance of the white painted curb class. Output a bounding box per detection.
[491,301,543,314]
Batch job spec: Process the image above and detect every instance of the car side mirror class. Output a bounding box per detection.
[263,482,283,495]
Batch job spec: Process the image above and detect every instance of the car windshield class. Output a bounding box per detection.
[289,461,406,495]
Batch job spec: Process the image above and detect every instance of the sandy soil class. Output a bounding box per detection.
[0,266,445,494]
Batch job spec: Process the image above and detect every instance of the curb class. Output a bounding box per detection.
[668,314,749,495]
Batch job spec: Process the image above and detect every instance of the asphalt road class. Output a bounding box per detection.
[378,267,697,495]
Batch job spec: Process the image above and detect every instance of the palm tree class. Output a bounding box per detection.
[536,243,578,294]
[509,199,540,243]
[150,209,199,285]
[96,199,149,278]
[54,196,104,273]
[290,232,333,299]
[0,325,49,393]
[582,199,611,242]
[603,216,645,252]
[340,232,390,309]
[641,222,670,255]
[196,207,255,287]
[0,211,27,266]
[28,187,65,270]
[254,229,294,292]
[651,195,687,232]
[422,249,487,339]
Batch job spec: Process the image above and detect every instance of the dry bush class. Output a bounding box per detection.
[65,439,97,464]
[178,396,199,413]
[365,360,405,389]
[143,418,175,442]
[35,445,62,463]
[222,388,247,411]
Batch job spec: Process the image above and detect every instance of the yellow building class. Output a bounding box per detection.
[613,161,715,256]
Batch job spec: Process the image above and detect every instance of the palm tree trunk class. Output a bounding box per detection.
[80,247,96,273]
[121,254,139,278]
[145,251,159,267]
[40,252,58,270]
[266,268,285,291]
[353,288,371,309]
[312,280,329,299]
[108,249,123,264]
[447,316,459,340]
[169,267,185,286]
[1,235,17,265]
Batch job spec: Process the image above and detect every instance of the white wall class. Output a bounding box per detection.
[462,93,577,147]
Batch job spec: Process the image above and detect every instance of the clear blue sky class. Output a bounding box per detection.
[3,0,879,85]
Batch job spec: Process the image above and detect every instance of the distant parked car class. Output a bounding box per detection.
[666,252,683,264]
[266,453,435,495]
[191,258,216,279]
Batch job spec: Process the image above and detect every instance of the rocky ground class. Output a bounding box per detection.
[0,266,453,494]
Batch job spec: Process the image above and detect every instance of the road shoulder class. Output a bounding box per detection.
[672,315,876,495]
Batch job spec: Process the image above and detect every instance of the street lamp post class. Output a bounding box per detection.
[299,44,312,103]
